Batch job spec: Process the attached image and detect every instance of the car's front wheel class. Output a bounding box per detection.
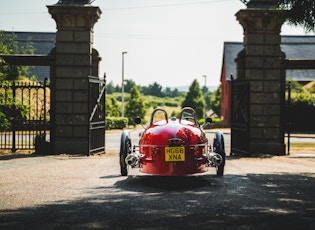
[119,131,131,176]
[213,130,226,176]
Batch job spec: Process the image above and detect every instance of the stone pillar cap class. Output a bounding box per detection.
[55,0,94,6]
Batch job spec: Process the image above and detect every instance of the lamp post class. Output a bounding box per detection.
[122,51,127,117]
[202,75,207,121]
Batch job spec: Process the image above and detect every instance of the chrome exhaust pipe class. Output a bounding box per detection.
[125,153,141,168]
[206,152,223,166]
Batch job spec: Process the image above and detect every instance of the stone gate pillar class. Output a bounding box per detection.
[48,1,101,154]
[234,0,286,155]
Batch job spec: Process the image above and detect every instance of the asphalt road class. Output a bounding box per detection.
[0,130,314,230]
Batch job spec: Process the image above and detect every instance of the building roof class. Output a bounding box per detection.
[222,42,243,81]
[222,36,315,82]
[3,31,55,82]
[3,31,55,55]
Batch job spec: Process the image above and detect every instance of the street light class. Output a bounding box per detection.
[122,51,127,117]
[202,75,207,121]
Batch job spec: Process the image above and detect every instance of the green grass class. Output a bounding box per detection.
[286,142,315,152]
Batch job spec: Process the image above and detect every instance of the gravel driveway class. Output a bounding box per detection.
[0,149,314,229]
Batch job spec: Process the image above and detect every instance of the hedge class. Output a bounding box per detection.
[285,95,315,131]
[105,117,128,130]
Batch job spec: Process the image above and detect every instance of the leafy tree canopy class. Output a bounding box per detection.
[181,79,205,119]
[107,80,182,97]
[277,0,315,32]
[141,82,163,97]
[125,85,147,125]
[0,31,35,81]
[210,85,222,117]
[240,0,315,32]
[106,96,121,117]
[124,79,136,93]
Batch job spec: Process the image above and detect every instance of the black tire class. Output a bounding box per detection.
[119,131,131,176]
[213,130,226,176]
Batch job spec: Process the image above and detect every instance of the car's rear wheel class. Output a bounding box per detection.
[119,131,131,176]
[213,130,225,176]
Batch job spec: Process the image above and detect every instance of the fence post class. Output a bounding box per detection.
[11,81,17,153]
[286,81,291,155]
[43,78,47,137]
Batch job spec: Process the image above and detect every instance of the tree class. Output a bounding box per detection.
[205,91,213,111]
[106,81,116,94]
[201,85,208,95]
[125,85,147,125]
[145,82,163,97]
[181,79,205,119]
[277,0,315,32]
[0,32,18,81]
[210,85,222,117]
[163,87,180,97]
[123,79,136,93]
[286,78,303,93]
[163,87,172,97]
[105,96,121,117]
[0,32,35,129]
[0,31,35,81]
[240,0,315,32]
[0,111,10,131]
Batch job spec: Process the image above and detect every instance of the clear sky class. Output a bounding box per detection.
[0,0,309,88]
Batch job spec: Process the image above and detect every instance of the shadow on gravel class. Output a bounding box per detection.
[0,153,37,161]
[0,173,314,230]
[113,175,218,192]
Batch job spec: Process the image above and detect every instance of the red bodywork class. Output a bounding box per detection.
[121,107,224,177]
[137,115,209,176]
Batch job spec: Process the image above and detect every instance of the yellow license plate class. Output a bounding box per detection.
[165,146,185,162]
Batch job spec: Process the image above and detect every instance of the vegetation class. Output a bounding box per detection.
[210,84,221,117]
[106,96,121,117]
[0,79,49,131]
[181,79,205,119]
[125,85,147,126]
[287,142,315,152]
[286,79,315,131]
[0,32,37,131]
[105,78,222,129]
[277,0,315,32]
[106,80,185,98]
[240,0,315,32]
[0,31,34,81]
[105,78,315,131]
[0,110,10,131]
[105,117,128,130]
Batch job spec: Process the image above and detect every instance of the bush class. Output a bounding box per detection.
[0,101,30,130]
[105,117,128,130]
[0,111,10,131]
[285,93,315,131]
[164,101,178,107]
[148,100,163,108]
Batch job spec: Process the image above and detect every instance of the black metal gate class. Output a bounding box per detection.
[88,76,106,155]
[230,78,250,156]
[0,79,50,152]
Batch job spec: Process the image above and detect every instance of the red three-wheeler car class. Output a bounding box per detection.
[119,107,225,177]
